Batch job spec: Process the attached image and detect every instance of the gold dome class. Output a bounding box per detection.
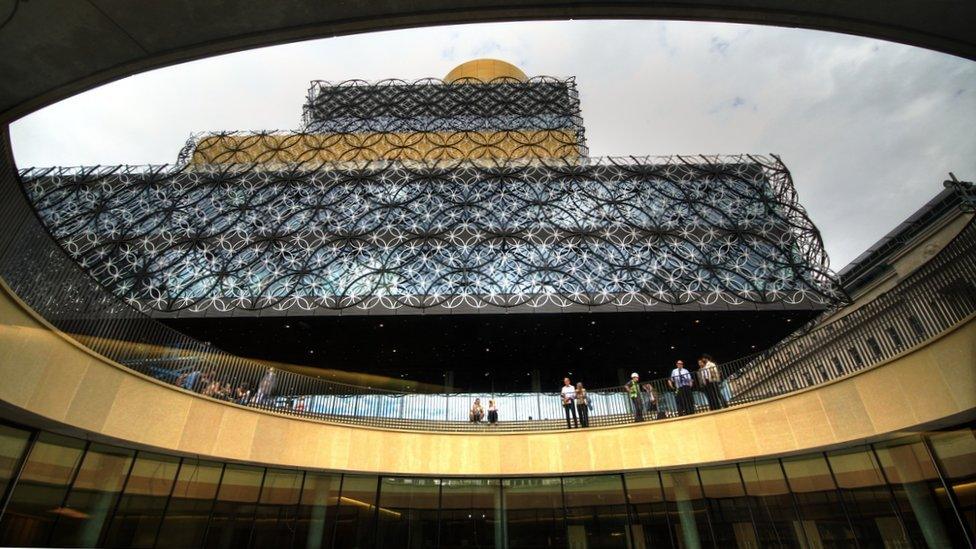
[444,59,528,83]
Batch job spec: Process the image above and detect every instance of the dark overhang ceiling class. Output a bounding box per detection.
[0,0,974,124]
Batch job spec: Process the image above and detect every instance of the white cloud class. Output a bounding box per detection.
[9,20,975,269]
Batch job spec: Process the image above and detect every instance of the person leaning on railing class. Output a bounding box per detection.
[697,355,727,410]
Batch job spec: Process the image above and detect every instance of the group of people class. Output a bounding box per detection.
[468,355,727,428]
[626,354,728,421]
[468,398,499,424]
[173,366,279,406]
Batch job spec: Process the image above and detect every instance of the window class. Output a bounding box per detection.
[503,477,566,547]
[250,468,303,548]
[204,464,265,548]
[827,447,906,547]
[697,465,754,547]
[562,475,629,547]
[661,469,713,547]
[332,475,379,547]
[102,452,180,548]
[439,478,501,548]
[0,433,85,547]
[375,477,440,548]
[293,472,342,549]
[155,459,223,548]
[49,443,134,547]
[781,454,854,546]
[623,471,673,547]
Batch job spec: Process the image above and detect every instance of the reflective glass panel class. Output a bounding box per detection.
[0,432,85,547]
[102,452,180,548]
[739,460,804,547]
[155,459,223,548]
[698,464,756,547]
[376,476,440,548]
[562,474,629,548]
[50,443,134,547]
[332,474,378,548]
[780,454,854,547]
[661,469,713,548]
[204,463,264,548]
[294,472,341,549]
[827,447,907,547]
[0,424,30,507]
[928,429,976,542]
[874,437,966,547]
[503,477,566,547]
[439,478,501,548]
[251,468,303,548]
[622,471,673,548]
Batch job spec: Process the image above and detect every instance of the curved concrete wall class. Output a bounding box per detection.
[0,280,973,476]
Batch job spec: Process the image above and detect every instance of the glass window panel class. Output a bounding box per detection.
[294,472,341,549]
[375,477,440,548]
[874,437,967,547]
[439,478,501,548]
[49,443,135,547]
[503,477,566,547]
[333,474,378,548]
[929,429,976,540]
[660,469,713,548]
[0,424,31,507]
[204,464,264,549]
[562,474,629,548]
[739,460,804,547]
[623,471,673,548]
[697,464,755,548]
[102,452,180,549]
[156,459,223,549]
[0,432,85,547]
[251,468,303,549]
[827,447,908,547]
[780,454,855,547]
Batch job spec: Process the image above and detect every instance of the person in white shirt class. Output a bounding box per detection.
[697,355,727,410]
[560,377,579,428]
[668,360,695,415]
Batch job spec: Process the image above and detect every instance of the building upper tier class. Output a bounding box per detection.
[185,61,586,166]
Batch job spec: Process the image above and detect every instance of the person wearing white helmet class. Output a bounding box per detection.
[626,372,644,422]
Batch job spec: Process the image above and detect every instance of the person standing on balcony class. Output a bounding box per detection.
[575,382,590,427]
[698,355,727,410]
[642,381,662,419]
[669,360,695,415]
[561,377,579,428]
[627,373,644,422]
[487,399,498,425]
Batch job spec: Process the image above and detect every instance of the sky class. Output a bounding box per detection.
[9,20,975,269]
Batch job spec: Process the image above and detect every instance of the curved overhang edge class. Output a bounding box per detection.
[0,1,974,124]
[1,275,974,477]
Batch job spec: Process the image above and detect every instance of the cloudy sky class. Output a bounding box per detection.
[9,20,975,269]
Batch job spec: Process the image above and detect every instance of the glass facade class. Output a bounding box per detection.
[0,420,972,548]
